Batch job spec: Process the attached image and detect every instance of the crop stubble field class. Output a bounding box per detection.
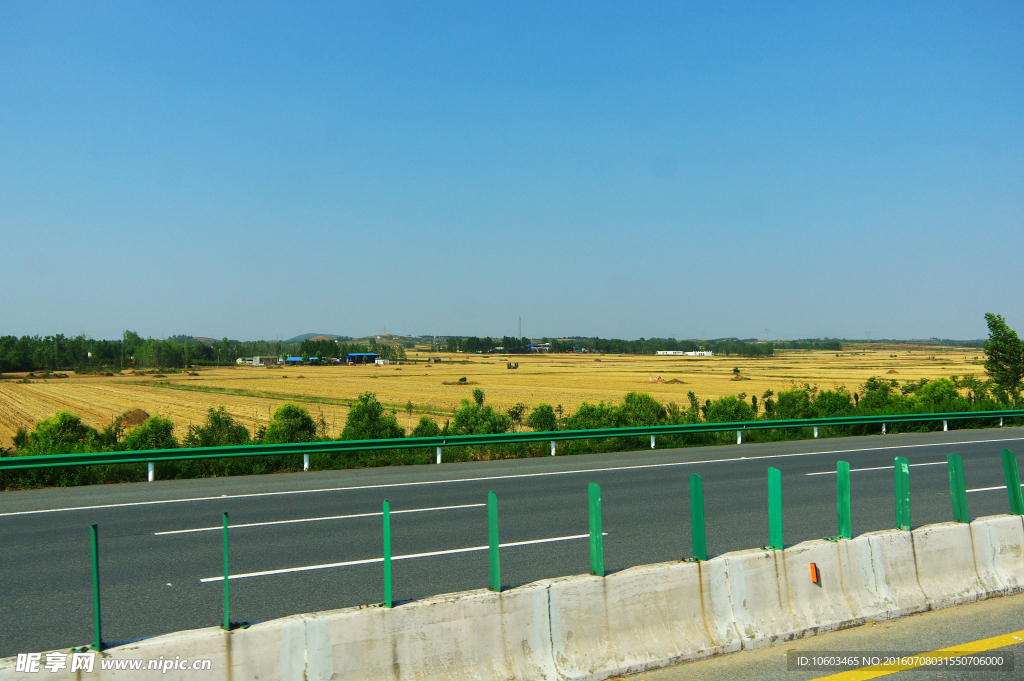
[0,344,986,448]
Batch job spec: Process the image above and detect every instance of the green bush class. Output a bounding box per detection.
[341,393,404,441]
[525,404,557,432]
[120,415,178,451]
[264,403,321,444]
[183,407,252,447]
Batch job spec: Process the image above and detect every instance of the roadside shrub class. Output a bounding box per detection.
[183,407,251,447]
[342,393,404,441]
[525,404,557,432]
[410,416,443,438]
[120,415,178,451]
[264,403,321,444]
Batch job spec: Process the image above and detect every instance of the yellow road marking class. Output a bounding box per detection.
[811,629,1024,680]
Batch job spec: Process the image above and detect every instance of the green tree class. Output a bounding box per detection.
[183,407,251,448]
[507,403,527,431]
[264,403,320,444]
[811,389,854,418]
[472,388,485,408]
[911,378,969,413]
[983,313,1024,399]
[410,416,443,437]
[525,403,557,432]
[449,395,512,435]
[17,411,99,455]
[404,400,414,435]
[704,395,756,423]
[120,416,179,451]
[774,386,813,420]
[341,393,404,440]
[617,391,667,426]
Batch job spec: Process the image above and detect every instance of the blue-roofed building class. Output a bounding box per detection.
[284,356,304,365]
[346,352,380,365]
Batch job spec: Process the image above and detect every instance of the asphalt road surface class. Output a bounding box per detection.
[2,427,1023,658]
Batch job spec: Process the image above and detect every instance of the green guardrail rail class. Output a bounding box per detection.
[1,409,1022,472]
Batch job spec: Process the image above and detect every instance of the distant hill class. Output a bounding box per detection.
[282,333,351,344]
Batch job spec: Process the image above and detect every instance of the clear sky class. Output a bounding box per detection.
[1,2,1021,342]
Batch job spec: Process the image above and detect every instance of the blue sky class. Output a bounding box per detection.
[1,2,1021,341]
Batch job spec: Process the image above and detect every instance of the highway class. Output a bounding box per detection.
[2,427,1023,658]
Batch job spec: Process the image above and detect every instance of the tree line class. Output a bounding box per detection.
[438,336,841,356]
[0,332,412,372]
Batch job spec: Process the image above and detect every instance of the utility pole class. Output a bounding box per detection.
[519,316,522,339]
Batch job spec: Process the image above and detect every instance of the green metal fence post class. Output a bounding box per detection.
[1003,449,1024,516]
[488,491,501,592]
[222,512,230,630]
[588,482,604,576]
[383,499,393,607]
[947,454,969,523]
[690,473,707,561]
[894,457,911,530]
[90,524,102,651]
[837,461,851,540]
[767,467,783,550]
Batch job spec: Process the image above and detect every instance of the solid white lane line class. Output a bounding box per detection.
[154,503,485,535]
[805,461,948,476]
[198,532,604,582]
[4,435,1020,517]
[967,483,1024,494]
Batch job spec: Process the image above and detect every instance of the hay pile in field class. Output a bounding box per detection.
[887,369,899,374]
[117,409,150,428]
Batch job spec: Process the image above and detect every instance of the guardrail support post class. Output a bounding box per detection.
[147,462,154,482]
[551,441,556,456]
[737,430,742,444]
[90,524,102,651]
[383,500,393,607]
[222,512,230,630]
[487,491,500,592]
[436,447,442,464]
[894,457,911,530]
[1000,417,1005,427]
[690,474,707,561]
[947,454,969,523]
[943,420,949,432]
[303,453,309,471]
[588,482,604,576]
[813,426,819,438]
[650,434,656,449]
[882,423,887,434]
[768,467,783,550]
[837,461,851,540]
[1002,449,1024,515]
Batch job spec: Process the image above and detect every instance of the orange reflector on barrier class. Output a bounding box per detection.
[810,562,819,584]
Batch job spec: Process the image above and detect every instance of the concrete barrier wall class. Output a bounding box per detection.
[3,515,1022,681]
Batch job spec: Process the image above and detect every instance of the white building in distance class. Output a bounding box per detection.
[655,350,714,357]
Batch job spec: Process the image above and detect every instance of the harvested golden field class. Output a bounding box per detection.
[0,344,986,448]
